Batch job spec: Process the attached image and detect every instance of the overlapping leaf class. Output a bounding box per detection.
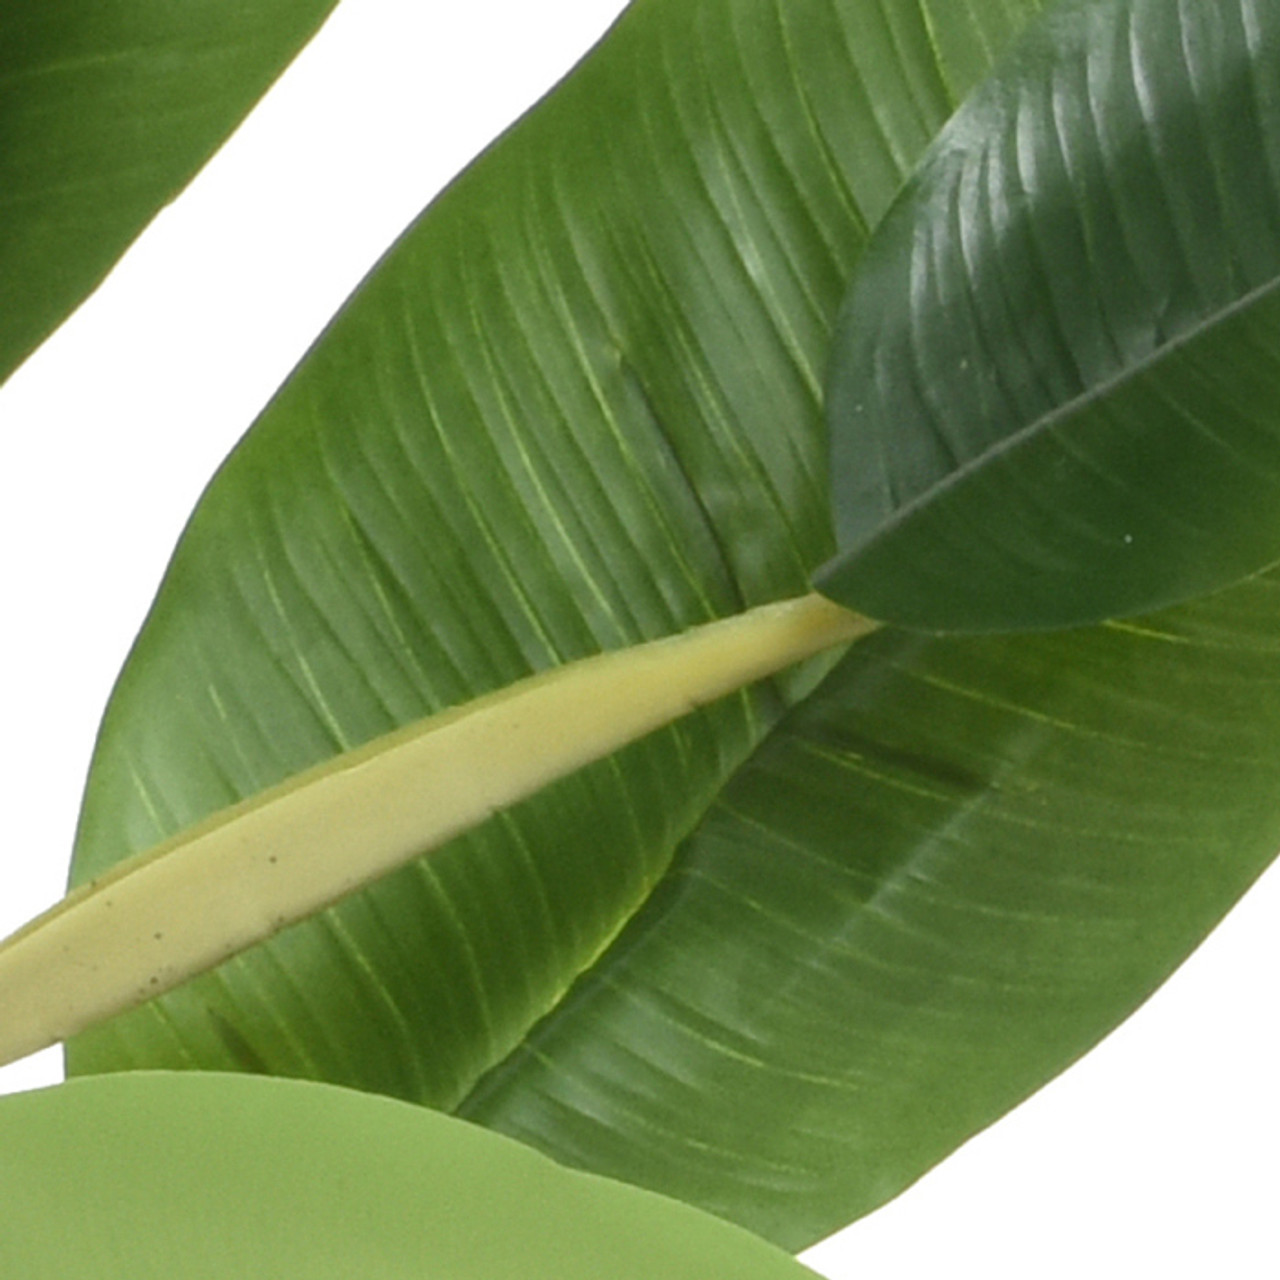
[818,0,1280,631]
[58,0,1280,1252]
[0,1072,816,1278]
[0,0,337,383]
[462,578,1280,1243]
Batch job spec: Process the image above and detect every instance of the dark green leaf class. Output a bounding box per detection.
[54,0,1280,1254]
[463,576,1280,1243]
[817,0,1280,631]
[0,1071,816,1278]
[0,0,337,384]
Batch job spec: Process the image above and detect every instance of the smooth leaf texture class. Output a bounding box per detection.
[0,595,868,1069]
[818,0,1280,631]
[0,0,337,384]
[57,0,1280,1252]
[0,1071,817,1278]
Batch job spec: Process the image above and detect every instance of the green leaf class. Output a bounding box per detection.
[51,0,1280,1253]
[0,1071,816,1278]
[0,0,337,384]
[817,0,1280,632]
[462,579,1280,1244]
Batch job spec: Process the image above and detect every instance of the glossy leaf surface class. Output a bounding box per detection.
[463,571,1280,1243]
[59,0,1280,1252]
[0,1071,816,1278]
[0,0,337,384]
[818,0,1280,631]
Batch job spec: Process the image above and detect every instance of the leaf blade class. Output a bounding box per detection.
[0,1072,818,1279]
[463,569,1280,1244]
[0,0,337,383]
[818,0,1280,630]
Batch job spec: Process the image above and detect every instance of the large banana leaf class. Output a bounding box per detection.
[58,0,1280,1253]
[0,0,337,384]
[0,1071,816,1278]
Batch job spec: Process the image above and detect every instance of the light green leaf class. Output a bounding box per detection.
[46,0,1280,1253]
[818,0,1280,631]
[0,0,337,384]
[0,1071,817,1278]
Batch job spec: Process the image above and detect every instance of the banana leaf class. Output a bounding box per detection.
[54,0,1280,1253]
[0,0,337,384]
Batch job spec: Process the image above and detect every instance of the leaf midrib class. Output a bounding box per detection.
[845,269,1280,560]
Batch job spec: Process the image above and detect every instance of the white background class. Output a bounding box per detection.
[0,3,1276,1275]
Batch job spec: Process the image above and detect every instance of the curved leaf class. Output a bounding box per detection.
[52,0,1280,1254]
[817,0,1280,631]
[463,573,1280,1243]
[0,1072,816,1278]
[68,0,1041,1118]
[0,595,870,1068]
[0,0,337,384]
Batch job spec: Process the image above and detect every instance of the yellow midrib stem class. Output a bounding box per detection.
[0,593,877,1069]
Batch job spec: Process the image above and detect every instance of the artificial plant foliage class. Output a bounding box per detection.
[0,0,338,384]
[461,577,1280,1244]
[0,594,869,1069]
[54,0,1280,1254]
[0,1071,818,1279]
[818,0,1280,631]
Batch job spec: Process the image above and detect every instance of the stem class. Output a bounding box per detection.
[0,593,876,1068]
